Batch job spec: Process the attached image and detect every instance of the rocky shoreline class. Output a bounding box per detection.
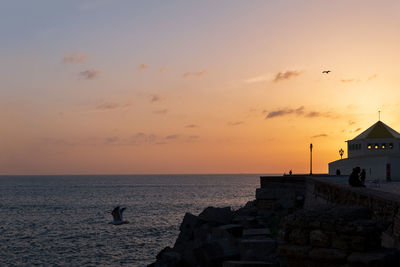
[149,199,285,267]
[151,177,400,267]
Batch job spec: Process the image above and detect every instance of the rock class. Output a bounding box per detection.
[232,216,260,229]
[216,224,244,238]
[223,261,278,267]
[239,239,277,261]
[174,213,202,250]
[156,246,174,260]
[154,251,182,267]
[153,246,182,267]
[347,249,400,266]
[194,239,239,266]
[178,241,198,266]
[330,206,373,222]
[308,248,348,261]
[234,202,258,217]
[288,229,309,245]
[243,228,271,239]
[278,244,311,258]
[350,235,367,252]
[256,209,274,218]
[193,223,214,243]
[381,232,396,248]
[331,233,350,250]
[199,207,233,225]
[309,230,330,248]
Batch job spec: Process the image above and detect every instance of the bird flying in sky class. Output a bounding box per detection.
[322,70,331,74]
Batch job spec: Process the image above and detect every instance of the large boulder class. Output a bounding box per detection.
[174,212,202,249]
[239,239,277,261]
[194,239,239,266]
[199,207,233,225]
[153,247,183,267]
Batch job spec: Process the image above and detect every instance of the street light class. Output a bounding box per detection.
[310,143,313,175]
[339,148,344,159]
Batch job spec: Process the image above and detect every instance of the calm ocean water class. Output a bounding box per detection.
[0,174,261,266]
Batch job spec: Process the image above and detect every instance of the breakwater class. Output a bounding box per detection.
[151,174,400,266]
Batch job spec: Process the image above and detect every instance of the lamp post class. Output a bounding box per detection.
[339,148,344,159]
[310,143,313,175]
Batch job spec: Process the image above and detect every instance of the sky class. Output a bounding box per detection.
[1,0,400,175]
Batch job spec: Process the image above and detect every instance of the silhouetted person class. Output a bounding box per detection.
[289,170,292,175]
[336,169,341,176]
[349,167,364,187]
[360,169,366,185]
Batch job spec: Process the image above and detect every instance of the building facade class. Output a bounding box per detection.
[329,121,400,181]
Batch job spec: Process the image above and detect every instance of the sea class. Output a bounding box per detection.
[0,174,262,266]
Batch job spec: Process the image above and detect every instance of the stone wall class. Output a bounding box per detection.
[256,175,400,249]
[305,176,400,248]
[278,205,400,267]
[256,175,307,211]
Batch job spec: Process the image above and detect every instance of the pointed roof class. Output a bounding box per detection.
[353,121,400,140]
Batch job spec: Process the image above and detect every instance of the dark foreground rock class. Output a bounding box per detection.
[150,202,400,267]
[150,203,279,267]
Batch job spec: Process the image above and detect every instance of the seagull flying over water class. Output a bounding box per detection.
[110,206,129,225]
[322,70,331,74]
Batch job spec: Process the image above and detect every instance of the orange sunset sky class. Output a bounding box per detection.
[1,0,400,175]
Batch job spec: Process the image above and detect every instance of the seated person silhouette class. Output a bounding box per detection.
[360,169,366,185]
[348,167,364,187]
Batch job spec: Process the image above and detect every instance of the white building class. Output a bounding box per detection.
[329,120,400,181]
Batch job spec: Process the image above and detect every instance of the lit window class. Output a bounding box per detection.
[390,143,393,149]
[382,143,386,149]
[374,144,379,149]
[367,144,371,149]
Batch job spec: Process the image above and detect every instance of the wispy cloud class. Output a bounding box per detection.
[183,70,207,78]
[165,134,179,140]
[104,136,119,144]
[244,74,271,84]
[227,121,244,126]
[266,106,305,119]
[185,124,198,128]
[368,74,378,80]
[312,134,328,138]
[107,132,157,146]
[154,109,168,114]
[265,106,335,119]
[159,66,168,73]
[354,128,362,132]
[340,79,359,83]
[62,51,88,64]
[42,138,75,146]
[132,132,156,143]
[149,94,162,103]
[348,121,356,125]
[305,111,318,118]
[273,70,302,82]
[138,64,147,71]
[79,69,99,80]
[95,102,131,111]
[188,135,200,139]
